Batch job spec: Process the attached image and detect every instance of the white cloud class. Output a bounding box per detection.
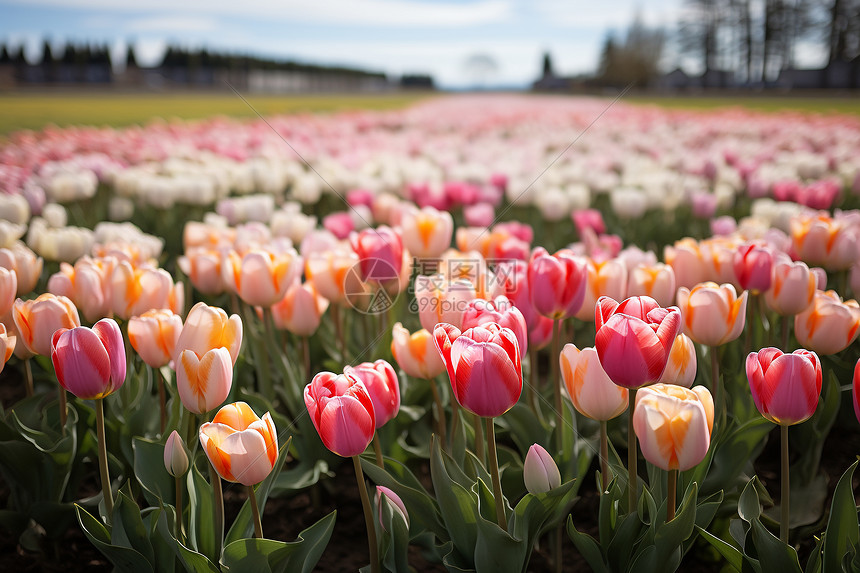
[127,16,219,33]
[531,0,680,29]
[8,0,514,28]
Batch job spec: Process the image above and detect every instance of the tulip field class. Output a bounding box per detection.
[2,94,860,572]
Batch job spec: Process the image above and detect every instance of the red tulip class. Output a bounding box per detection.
[433,321,522,418]
[853,358,860,425]
[594,295,681,389]
[345,360,401,428]
[746,348,822,426]
[527,247,587,320]
[304,371,376,457]
[733,243,773,293]
[51,318,126,400]
[461,295,528,357]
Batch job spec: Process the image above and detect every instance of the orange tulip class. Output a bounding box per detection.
[176,347,233,415]
[664,238,706,290]
[199,402,278,486]
[222,247,302,308]
[0,242,43,295]
[633,383,714,471]
[658,334,698,388]
[0,322,15,374]
[178,247,226,296]
[0,267,16,317]
[676,282,747,347]
[12,293,80,356]
[47,256,113,322]
[791,213,859,271]
[390,322,445,379]
[174,302,242,365]
[401,206,454,258]
[627,263,676,307]
[271,279,328,337]
[305,248,363,306]
[110,261,184,320]
[128,309,183,368]
[574,258,628,321]
[794,290,860,355]
[560,344,628,421]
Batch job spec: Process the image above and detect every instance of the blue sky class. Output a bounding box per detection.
[0,0,823,88]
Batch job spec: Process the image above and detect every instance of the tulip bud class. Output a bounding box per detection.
[523,444,561,494]
[376,486,409,531]
[164,430,189,477]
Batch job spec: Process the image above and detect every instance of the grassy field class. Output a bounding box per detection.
[0,92,432,134]
[627,95,860,115]
[1,91,858,135]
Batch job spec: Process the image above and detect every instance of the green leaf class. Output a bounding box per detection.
[822,460,859,573]
[739,478,762,523]
[430,436,479,567]
[279,510,337,573]
[750,519,802,573]
[566,515,609,573]
[696,525,748,572]
[186,463,216,562]
[75,504,154,573]
[112,486,156,568]
[155,508,219,573]
[653,482,697,568]
[225,436,292,545]
[133,437,175,506]
[221,538,294,572]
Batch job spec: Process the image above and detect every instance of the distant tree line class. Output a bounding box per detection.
[592,0,858,88]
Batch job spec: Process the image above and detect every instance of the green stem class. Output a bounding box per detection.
[780,424,790,543]
[24,358,33,397]
[710,346,723,426]
[352,455,380,573]
[96,398,113,519]
[58,385,68,436]
[485,417,507,532]
[600,420,610,493]
[473,413,485,466]
[332,304,346,363]
[527,345,539,415]
[628,388,637,512]
[208,461,224,556]
[248,485,263,539]
[372,432,384,468]
[449,395,460,451]
[429,379,447,447]
[552,318,562,449]
[781,315,791,351]
[156,367,167,435]
[301,336,311,379]
[175,475,184,542]
[667,469,677,522]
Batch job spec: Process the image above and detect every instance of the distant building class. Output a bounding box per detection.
[531,51,574,91]
[777,58,859,90]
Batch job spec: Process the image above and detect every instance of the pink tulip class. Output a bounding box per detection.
[463,203,495,227]
[633,384,714,471]
[527,247,587,320]
[110,261,183,320]
[323,212,355,240]
[176,347,233,415]
[51,318,125,399]
[560,344,628,421]
[794,290,860,355]
[572,209,606,237]
[765,260,817,316]
[433,321,522,418]
[178,248,226,296]
[390,323,446,380]
[47,257,113,322]
[199,402,278,486]
[665,238,707,289]
[350,226,403,284]
[376,486,409,530]
[461,295,528,357]
[733,243,773,293]
[0,242,43,295]
[746,348,822,425]
[853,358,860,425]
[676,282,748,347]
[523,444,561,494]
[594,296,681,389]
[791,213,859,271]
[345,360,401,428]
[304,371,376,457]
